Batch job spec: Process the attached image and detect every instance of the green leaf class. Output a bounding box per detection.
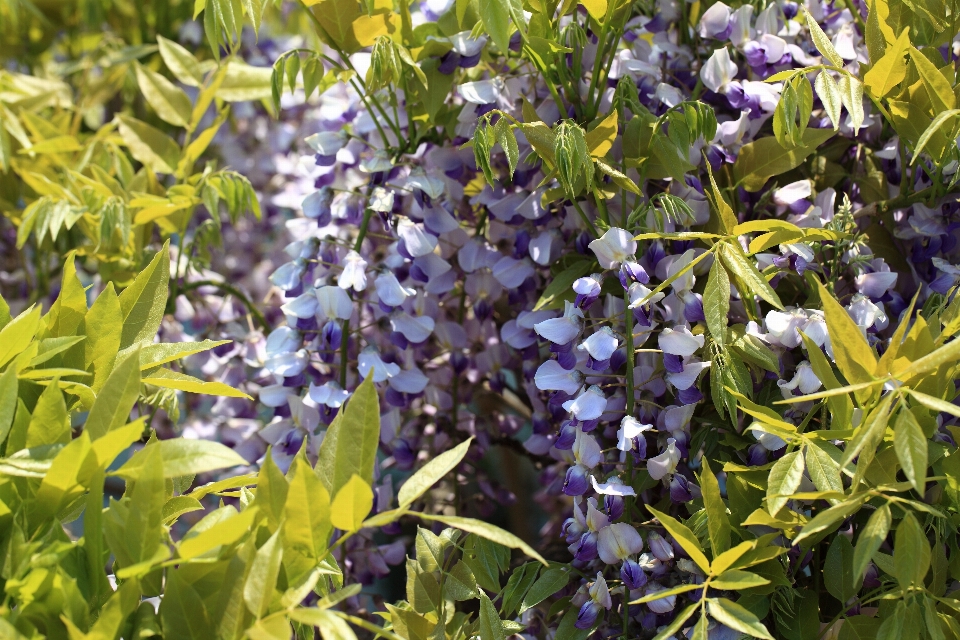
[82,579,142,640]
[895,407,928,493]
[894,512,930,591]
[245,529,283,618]
[909,47,956,113]
[824,533,859,603]
[580,0,607,21]
[839,616,882,640]
[494,118,519,179]
[126,443,166,563]
[85,349,141,440]
[651,603,698,640]
[33,431,93,520]
[815,280,877,386]
[852,504,890,581]
[116,114,181,174]
[119,244,170,350]
[534,259,593,311]
[179,505,259,559]
[707,597,774,640]
[803,8,844,67]
[0,366,19,447]
[863,27,910,98]
[217,60,274,102]
[710,569,770,590]
[912,109,960,163]
[257,448,288,531]
[479,591,506,640]
[799,330,853,428]
[646,506,710,573]
[805,444,843,497]
[840,393,893,470]
[520,566,570,613]
[904,388,960,419]
[85,283,122,393]
[865,0,895,63]
[0,295,9,330]
[479,0,512,53]
[317,375,380,496]
[398,437,472,508]
[157,35,206,86]
[501,562,540,616]
[162,495,204,525]
[283,454,331,559]
[288,609,357,639]
[330,473,373,532]
[704,257,730,345]
[143,368,252,399]
[115,438,248,479]
[838,75,864,134]
[733,127,835,192]
[242,0,265,33]
[44,256,87,338]
[711,539,760,574]
[91,419,146,469]
[0,441,61,477]
[137,339,232,369]
[766,450,805,516]
[719,242,783,310]
[26,380,69,448]
[162,571,213,640]
[0,305,41,368]
[700,459,731,555]
[445,560,478,601]
[416,513,547,565]
[815,71,843,130]
[794,494,870,545]
[135,63,193,127]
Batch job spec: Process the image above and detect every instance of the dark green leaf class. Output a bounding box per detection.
[704,257,730,345]
[824,534,860,603]
[894,512,930,591]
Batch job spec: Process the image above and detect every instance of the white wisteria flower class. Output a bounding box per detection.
[588,227,638,269]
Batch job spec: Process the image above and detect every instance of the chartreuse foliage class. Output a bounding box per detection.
[655,282,960,637]
[0,265,544,638]
[383,527,570,640]
[773,0,960,210]
[0,34,269,287]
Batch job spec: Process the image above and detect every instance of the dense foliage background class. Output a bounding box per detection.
[3,0,960,637]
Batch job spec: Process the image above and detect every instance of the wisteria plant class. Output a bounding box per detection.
[3,0,960,636]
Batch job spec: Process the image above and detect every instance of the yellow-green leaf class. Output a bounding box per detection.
[398,437,472,508]
[178,505,259,559]
[143,368,252,399]
[815,280,876,385]
[733,127,835,192]
[707,597,774,639]
[85,349,141,440]
[135,64,193,127]
[864,28,910,98]
[802,8,843,67]
[417,513,548,565]
[909,47,956,113]
[646,506,710,573]
[116,115,181,174]
[330,473,374,532]
[584,110,618,158]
